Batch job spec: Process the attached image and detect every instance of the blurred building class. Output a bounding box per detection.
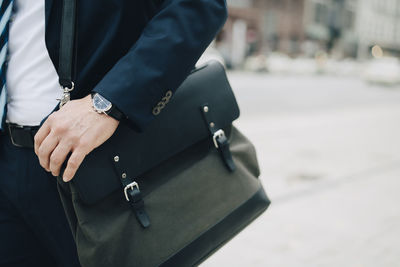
[219,0,307,67]
[255,0,306,56]
[303,0,358,57]
[219,0,400,67]
[217,0,262,67]
[355,0,400,59]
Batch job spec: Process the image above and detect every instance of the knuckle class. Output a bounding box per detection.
[68,160,79,170]
[34,134,40,144]
[38,146,47,158]
[47,115,54,123]
[78,139,90,150]
[47,113,57,123]
[68,133,80,144]
[53,123,68,134]
[50,154,61,166]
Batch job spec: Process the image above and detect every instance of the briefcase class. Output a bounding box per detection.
[56,0,270,266]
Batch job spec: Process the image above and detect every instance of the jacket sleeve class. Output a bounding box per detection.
[93,0,228,131]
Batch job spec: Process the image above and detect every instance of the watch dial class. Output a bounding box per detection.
[93,94,112,112]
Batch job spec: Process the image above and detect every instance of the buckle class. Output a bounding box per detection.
[212,129,226,149]
[58,82,75,108]
[8,124,24,148]
[124,181,140,202]
[7,123,30,148]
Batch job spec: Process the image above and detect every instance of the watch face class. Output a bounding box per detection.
[93,93,112,113]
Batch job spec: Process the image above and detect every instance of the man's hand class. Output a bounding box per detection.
[34,95,119,182]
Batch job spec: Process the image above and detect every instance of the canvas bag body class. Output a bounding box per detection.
[57,126,269,267]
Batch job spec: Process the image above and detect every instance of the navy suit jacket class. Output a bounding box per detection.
[44,0,227,130]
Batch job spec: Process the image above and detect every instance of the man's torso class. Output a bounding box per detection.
[7,0,160,126]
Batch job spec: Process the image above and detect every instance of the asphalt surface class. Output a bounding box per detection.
[201,72,400,267]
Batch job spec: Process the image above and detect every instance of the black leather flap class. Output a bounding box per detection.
[70,61,240,204]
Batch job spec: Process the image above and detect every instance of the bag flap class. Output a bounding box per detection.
[70,60,240,204]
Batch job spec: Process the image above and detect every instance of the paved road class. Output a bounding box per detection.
[201,73,400,267]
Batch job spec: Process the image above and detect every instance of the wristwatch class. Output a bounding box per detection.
[91,93,125,121]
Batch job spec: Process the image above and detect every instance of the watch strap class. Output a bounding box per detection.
[106,105,125,122]
[92,93,126,122]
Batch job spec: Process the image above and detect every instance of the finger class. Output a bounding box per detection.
[62,149,87,182]
[34,122,51,155]
[49,141,73,177]
[37,132,59,171]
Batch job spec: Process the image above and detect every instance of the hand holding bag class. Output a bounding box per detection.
[56,0,270,266]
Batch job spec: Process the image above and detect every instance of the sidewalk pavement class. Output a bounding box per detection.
[201,73,400,267]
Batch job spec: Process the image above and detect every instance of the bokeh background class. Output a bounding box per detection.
[200,1,400,266]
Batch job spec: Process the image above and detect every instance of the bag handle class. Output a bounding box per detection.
[59,0,76,89]
[58,0,76,107]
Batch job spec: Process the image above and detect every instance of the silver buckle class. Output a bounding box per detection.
[58,82,75,108]
[7,123,25,148]
[124,181,140,202]
[212,129,226,149]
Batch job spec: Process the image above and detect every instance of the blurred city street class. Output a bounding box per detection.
[201,72,400,267]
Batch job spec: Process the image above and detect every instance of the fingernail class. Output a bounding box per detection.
[63,176,70,182]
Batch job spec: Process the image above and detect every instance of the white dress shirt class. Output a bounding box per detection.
[6,0,61,126]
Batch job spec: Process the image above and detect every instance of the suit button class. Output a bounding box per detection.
[165,90,173,98]
[152,90,173,116]
[152,107,161,115]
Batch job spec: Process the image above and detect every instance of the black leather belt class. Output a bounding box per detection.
[6,123,40,149]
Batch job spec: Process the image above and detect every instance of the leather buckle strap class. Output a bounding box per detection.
[124,182,150,228]
[200,104,236,172]
[113,156,151,228]
[7,123,39,148]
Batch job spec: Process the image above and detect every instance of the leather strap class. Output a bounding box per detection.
[113,155,150,228]
[59,0,76,89]
[126,186,150,228]
[214,133,236,171]
[200,104,236,172]
[106,105,125,122]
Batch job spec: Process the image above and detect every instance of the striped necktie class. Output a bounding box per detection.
[0,0,13,130]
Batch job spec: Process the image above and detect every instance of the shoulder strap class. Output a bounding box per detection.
[57,0,161,91]
[58,0,76,90]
